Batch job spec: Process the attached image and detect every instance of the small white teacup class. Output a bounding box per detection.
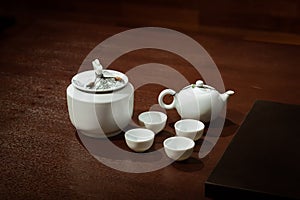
[175,119,205,141]
[163,136,195,161]
[138,111,167,134]
[125,128,155,152]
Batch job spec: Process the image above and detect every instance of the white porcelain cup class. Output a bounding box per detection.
[138,111,167,134]
[125,128,155,152]
[175,119,205,141]
[163,136,195,161]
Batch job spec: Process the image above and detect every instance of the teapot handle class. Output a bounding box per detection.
[158,89,176,110]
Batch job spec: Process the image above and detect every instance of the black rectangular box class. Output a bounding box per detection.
[205,100,300,200]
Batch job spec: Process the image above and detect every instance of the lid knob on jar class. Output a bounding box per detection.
[71,58,129,93]
[92,59,103,75]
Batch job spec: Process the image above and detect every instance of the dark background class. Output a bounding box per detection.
[1,0,300,43]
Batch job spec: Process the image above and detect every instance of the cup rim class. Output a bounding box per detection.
[125,128,155,143]
[138,111,167,125]
[163,136,195,151]
[175,119,205,133]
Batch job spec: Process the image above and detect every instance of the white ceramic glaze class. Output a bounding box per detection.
[163,136,195,161]
[138,111,167,134]
[125,128,155,152]
[66,82,134,138]
[158,80,234,122]
[175,119,205,141]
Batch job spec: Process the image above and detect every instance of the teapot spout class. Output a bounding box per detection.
[220,90,235,102]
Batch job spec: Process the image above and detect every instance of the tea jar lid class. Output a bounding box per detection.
[71,69,128,93]
[72,59,128,93]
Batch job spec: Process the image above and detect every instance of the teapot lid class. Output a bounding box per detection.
[71,69,128,93]
[193,80,216,90]
[181,80,216,92]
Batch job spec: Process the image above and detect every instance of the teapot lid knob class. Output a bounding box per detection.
[195,80,204,87]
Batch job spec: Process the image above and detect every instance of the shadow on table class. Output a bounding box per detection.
[74,120,233,173]
[203,118,239,138]
[171,157,204,172]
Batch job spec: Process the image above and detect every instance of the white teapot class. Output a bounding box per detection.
[158,80,234,122]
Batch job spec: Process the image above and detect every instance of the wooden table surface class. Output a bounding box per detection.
[0,17,299,199]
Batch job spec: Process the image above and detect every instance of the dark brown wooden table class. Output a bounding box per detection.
[0,16,299,199]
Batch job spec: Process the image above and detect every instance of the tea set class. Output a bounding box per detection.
[67,59,234,161]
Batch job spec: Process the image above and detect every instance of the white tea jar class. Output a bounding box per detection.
[67,69,134,138]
